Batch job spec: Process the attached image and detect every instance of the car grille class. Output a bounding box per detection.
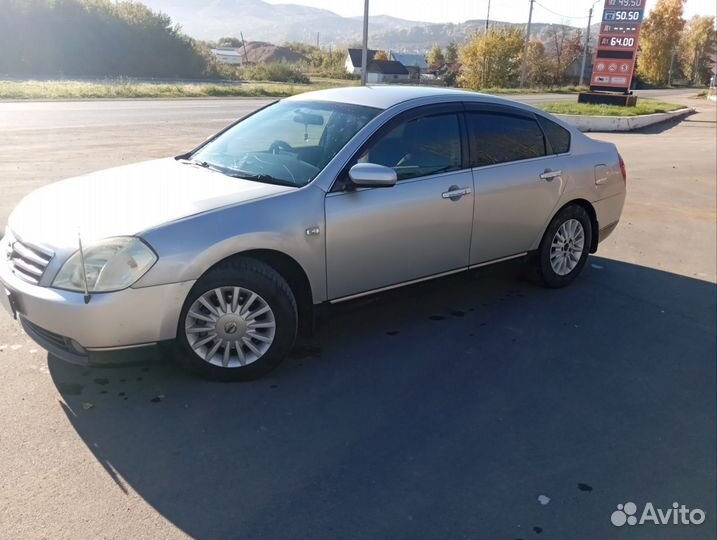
[6,237,54,285]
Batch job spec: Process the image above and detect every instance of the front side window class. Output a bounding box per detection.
[467,112,546,167]
[357,113,462,181]
[191,100,379,187]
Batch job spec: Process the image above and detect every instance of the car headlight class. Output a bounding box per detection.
[52,237,157,293]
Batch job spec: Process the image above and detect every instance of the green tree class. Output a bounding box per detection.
[427,44,445,69]
[444,42,459,65]
[679,16,717,85]
[458,27,524,89]
[637,0,687,85]
[0,0,212,78]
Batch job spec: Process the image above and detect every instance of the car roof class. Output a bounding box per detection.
[284,85,531,111]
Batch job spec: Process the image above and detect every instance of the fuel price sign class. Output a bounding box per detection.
[599,35,637,50]
[603,9,643,21]
[591,0,647,91]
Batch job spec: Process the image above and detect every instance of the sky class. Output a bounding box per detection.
[265,0,716,26]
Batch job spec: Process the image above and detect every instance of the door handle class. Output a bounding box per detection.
[441,187,472,200]
[540,169,562,181]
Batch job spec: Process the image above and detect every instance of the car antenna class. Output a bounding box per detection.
[78,233,91,304]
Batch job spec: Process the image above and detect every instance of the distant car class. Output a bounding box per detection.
[0,86,626,380]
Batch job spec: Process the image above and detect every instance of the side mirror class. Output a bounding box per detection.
[348,163,397,188]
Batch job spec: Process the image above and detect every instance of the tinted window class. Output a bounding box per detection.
[467,112,546,167]
[537,115,571,154]
[357,113,462,181]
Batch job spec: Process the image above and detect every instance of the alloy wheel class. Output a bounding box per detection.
[550,218,585,276]
[184,287,276,368]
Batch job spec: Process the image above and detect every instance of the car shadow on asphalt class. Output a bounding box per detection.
[47,257,717,540]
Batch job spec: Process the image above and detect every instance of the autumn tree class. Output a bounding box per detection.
[544,25,584,85]
[445,42,459,65]
[679,16,717,85]
[523,41,553,87]
[427,44,445,69]
[374,50,389,61]
[459,28,524,89]
[637,0,687,85]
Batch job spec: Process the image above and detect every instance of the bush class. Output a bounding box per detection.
[239,63,310,84]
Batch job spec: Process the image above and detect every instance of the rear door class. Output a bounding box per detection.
[465,104,569,265]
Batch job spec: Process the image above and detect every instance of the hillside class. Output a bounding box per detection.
[140,0,593,51]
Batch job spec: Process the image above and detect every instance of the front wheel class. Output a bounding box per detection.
[176,257,297,381]
[535,205,593,288]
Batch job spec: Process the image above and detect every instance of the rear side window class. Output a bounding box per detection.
[537,115,571,154]
[467,112,546,167]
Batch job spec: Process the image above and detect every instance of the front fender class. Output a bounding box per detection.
[134,185,328,304]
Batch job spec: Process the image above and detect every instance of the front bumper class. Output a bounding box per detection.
[0,259,194,364]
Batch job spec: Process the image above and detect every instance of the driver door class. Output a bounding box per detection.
[324,104,474,300]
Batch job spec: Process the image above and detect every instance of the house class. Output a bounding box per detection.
[389,52,428,78]
[345,48,377,75]
[210,48,244,65]
[565,56,593,85]
[365,60,410,84]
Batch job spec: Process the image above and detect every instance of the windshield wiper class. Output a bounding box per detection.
[226,170,298,188]
[177,158,226,175]
[179,159,297,187]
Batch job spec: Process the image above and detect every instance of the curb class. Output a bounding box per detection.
[555,107,695,132]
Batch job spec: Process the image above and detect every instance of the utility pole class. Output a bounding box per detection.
[482,0,492,87]
[316,32,320,49]
[668,48,676,86]
[519,0,535,88]
[360,0,369,85]
[240,32,249,64]
[579,3,596,87]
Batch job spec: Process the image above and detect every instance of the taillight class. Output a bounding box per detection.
[618,153,627,183]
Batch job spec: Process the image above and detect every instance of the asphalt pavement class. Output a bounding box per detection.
[0,89,714,540]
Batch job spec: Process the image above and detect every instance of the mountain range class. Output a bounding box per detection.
[140,0,591,51]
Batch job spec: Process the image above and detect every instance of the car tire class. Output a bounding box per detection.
[175,257,297,381]
[535,204,593,288]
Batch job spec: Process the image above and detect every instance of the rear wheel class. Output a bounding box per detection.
[176,257,297,381]
[535,205,592,288]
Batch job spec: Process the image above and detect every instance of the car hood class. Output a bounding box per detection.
[8,158,294,249]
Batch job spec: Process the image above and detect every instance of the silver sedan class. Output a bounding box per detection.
[0,86,626,380]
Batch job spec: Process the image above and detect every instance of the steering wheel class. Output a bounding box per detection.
[269,140,293,155]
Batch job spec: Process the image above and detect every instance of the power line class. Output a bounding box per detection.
[533,1,592,21]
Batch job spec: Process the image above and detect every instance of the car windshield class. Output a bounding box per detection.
[190,100,380,187]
